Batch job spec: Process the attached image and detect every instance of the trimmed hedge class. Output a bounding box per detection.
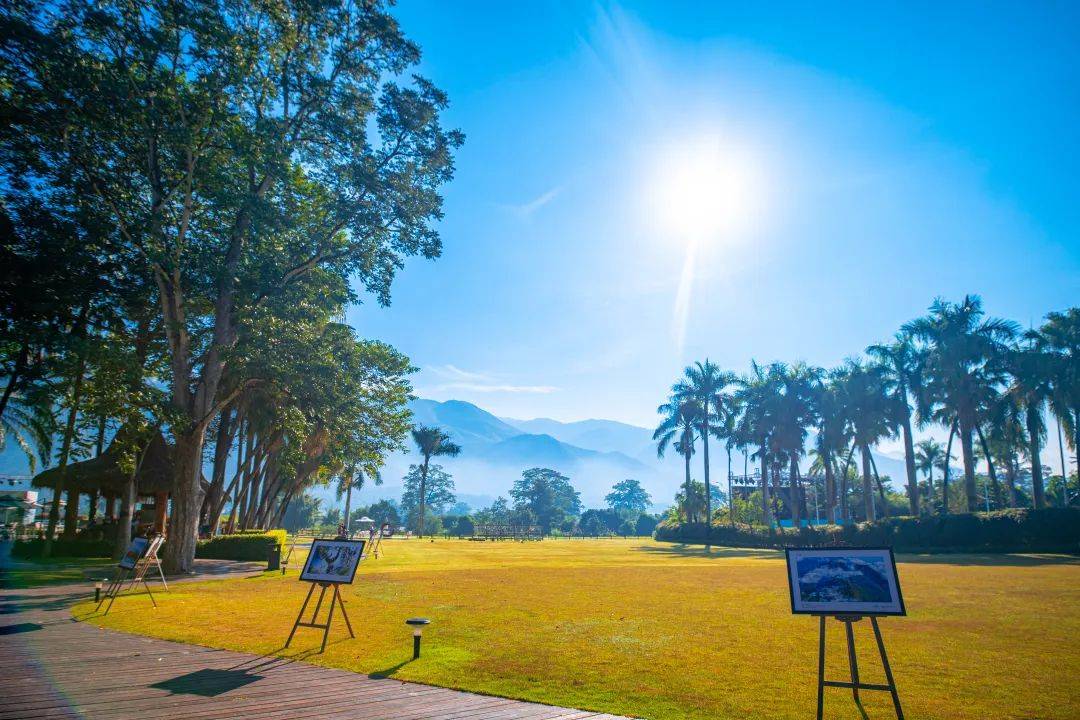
[11,538,113,559]
[195,530,287,561]
[655,508,1080,553]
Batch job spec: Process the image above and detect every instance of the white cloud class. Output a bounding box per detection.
[440,382,559,394]
[503,186,562,218]
[420,365,559,395]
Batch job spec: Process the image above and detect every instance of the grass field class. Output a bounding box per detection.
[72,539,1079,719]
[1,555,113,589]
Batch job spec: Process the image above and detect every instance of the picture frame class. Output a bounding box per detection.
[785,547,905,616]
[300,538,366,584]
[119,537,150,570]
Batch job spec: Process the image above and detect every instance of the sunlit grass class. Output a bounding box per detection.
[73,539,1080,719]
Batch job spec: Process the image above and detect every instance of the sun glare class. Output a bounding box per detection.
[653,137,765,240]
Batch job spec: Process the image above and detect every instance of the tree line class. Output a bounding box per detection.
[0,0,462,571]
[654,297,1078,545]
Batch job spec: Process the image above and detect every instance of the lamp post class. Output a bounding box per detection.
[405,617,430,659]
[94,580,102,603]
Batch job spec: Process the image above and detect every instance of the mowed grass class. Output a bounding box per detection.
[73,539,1079,719]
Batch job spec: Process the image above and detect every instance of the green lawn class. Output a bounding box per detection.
[73,539,1080,719]
[1,556,113,589]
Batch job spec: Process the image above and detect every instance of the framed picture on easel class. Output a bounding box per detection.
[300,538,366,584]
[786,547,905,616]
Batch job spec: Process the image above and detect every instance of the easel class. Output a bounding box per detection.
[285,581,354,653]
[815,614,904,720]
[367,526,385,559]
[97,534,166,616]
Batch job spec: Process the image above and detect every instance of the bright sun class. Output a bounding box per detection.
[653,137,764,240]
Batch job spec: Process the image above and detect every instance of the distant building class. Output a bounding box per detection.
[0,475,44,527]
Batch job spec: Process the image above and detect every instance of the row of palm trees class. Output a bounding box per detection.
[654,297,1078,541]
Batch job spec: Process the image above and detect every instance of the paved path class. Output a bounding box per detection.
[0,563,631,720]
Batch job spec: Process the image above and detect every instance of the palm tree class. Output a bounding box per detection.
[654,398,702,522]
[1030,308,1080,497]
[337,464,381,534]
[914,439,944,514]
[1006,343,1052,508]
[811,371,851,523]
[0,389,54,473]
[672,360,736,546]
[903,296,1018,512]
[838,360,893,521]
[733,362,782,526]
[868,333,922,515]
[410,425,461,537]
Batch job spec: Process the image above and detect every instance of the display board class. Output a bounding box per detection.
[300,538,366,584]
[119,537,150,569]
[785,547,905,616]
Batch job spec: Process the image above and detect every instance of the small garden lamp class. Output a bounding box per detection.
[94,580,103,603]
[405,617,430,659]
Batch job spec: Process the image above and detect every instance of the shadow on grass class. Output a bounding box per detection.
[635,544,781,560]
[369,658,412,679]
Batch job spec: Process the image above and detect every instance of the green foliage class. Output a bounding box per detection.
[656,507,1080,553]
[605,479,651,512]
[195,532,283,561]
[12,538,112,559]
[511,467,582,534]
[401,463,456,530]
[281,493,322,533]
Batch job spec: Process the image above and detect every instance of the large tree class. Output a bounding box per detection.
[510,468,582,534]
[672,360,736,547]
[653,397,701,522]
[605,479,651,513]
[2,0,462,571]
[401,463,455,532]
[409,425,461,538]
[904,296,1017,512]
[868,333,922,515]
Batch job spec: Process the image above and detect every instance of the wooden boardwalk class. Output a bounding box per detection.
[0,564,631,720]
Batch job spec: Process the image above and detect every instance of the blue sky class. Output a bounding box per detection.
[349,0,1080,429]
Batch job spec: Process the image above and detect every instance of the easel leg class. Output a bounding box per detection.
[871,617,904,720]
[156,561,168,590]
[285,582,317,648]
[143,579,157,608]
[816,616,826,720]
[102,568,131,616]
[321,588,337,653]
[311,583,328,621]
[844,620,861,705]
[335,586,355,638]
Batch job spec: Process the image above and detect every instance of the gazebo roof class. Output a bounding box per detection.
[31,427,205,496]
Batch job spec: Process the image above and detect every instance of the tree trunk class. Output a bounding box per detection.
[203,407,234,529]
[1027,405,1045,509]
[683,450,692,522]
[901,411,919,515]
[1005,455,1018,508]
[113,475,136,560]
[62,490,80,540]
[824,449,836,524]
[727,447,735,527]
[701,411,712,549]
[162,430,205,574]
[789,456,802,527]
[418,456,429,537]
[958,416,978,512]
[343,475,353,534]
[942,420,957,515]
[840,443,856,523]
[974,423,1001,510]
[861,445,874,521]
[760,452,771,527]
[925,467,934,516]
[869,452,889,519]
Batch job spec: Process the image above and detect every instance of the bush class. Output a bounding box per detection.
[654,508,1080,553]
[196,530,286,561]
[11,538,112,559]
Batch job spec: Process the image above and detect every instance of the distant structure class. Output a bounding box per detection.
[471,523,543,541]
[0,475,43,531]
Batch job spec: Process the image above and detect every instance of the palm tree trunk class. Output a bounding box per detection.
[789,456,802,527]
[901,411,919,515]
[840,442,857,522]
[760,451,771,527]
[942,420,957,515]
[974,424,1001,510]
[1028,405,1045,509]
[683,449,692,522]
[926,467,934,515]
[727,446,734,527]
[869,452,889,519]
[861,444,874,521]
[701,409,712,549]
[418,456,430,537]
[824,449,836,524]
[958,416,978,512]
[343,474,353,534]
[1005,455,1018,508]
[43,330,89,555]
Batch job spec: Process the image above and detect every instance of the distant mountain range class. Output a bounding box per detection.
[0,396,912,513]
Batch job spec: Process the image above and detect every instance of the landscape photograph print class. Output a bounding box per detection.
[0,1,1077,719]
[786,548,906,616]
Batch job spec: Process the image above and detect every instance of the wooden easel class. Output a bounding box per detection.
[285,581,354,653]
[815,614,904,720]
[98,535,166,616]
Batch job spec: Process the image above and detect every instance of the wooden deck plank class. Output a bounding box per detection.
[0,565,635,720]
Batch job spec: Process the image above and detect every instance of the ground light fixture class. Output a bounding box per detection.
[94,580,103,603]
[406,617,430,659]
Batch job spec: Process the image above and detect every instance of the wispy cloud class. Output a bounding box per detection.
[421,365,559,395]
[503,186,563,219]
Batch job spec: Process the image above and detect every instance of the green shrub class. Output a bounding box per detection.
[655,508,1080,553]
[196,530,285,561]
[11,538,113,559]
